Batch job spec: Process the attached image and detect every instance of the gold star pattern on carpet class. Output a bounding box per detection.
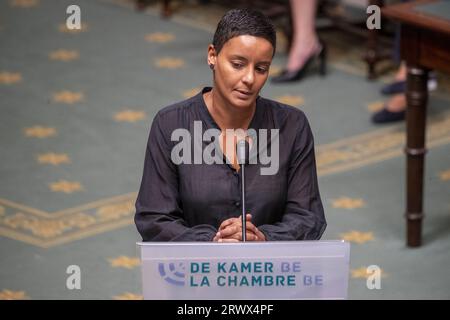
[114,110,146,122]
[0,289,29,300]
[58,22,88,34]
[0,72,22,84]
[37,153,70,165]
[340,231,374,244]
[351,266,387,279]
[332,197,366,209]
[145,32,175,43]
[49,49,79,61]
[49,180,83,194]
[351,267,369,279]
[275,95,304,107]
[109,256,140,269]
[182,87,201,98]
[113,292,143,300]
[155,57,185,69]
[10,0,38,8]
[24,126,56,138]
[367,101,385,113]
[439,169,450,181]
[52,91,84,104]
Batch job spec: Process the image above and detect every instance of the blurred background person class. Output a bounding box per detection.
[271,0,327,83]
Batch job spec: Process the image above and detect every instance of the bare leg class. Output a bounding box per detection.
[395,62,407,82]
[385,63,408,112]
[385,93,406,112]
[286,0,321,72]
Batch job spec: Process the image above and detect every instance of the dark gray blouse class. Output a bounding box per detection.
[135,87,326,241]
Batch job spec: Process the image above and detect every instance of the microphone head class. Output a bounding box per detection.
[236,139,250,165]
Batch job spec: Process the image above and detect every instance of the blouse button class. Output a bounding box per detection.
[235,201,240,207]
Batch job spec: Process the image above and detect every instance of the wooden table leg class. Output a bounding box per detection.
[405,65,428,247]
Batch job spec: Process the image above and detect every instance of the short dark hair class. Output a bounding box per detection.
[212,8,276,56]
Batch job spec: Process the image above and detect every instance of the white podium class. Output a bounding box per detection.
[138,241,350,300]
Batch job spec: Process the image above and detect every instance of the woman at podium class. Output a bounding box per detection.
[135,8,326,242]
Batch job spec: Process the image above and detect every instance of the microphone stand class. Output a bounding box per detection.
[241,161,246,242]
[236,139,249,242]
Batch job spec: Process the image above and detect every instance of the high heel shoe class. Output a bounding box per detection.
[371,107,405,123]
[271,43,327,84]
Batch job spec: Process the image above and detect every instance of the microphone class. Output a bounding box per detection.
[236,139,249,165]
[236,139,250,242]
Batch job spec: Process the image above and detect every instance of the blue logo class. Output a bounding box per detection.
[158,262,185,286]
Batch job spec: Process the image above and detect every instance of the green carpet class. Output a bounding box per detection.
[0,0,449,300]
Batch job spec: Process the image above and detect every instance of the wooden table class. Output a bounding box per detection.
[382,0,450,247]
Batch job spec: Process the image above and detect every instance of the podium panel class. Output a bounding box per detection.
[138,241,350,300]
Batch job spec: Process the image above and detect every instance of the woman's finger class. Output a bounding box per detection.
[218,238,239,243]
[219,217,238,230]
[218,224,240,238]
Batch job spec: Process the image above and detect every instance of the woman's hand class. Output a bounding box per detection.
[213,214,266,242]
